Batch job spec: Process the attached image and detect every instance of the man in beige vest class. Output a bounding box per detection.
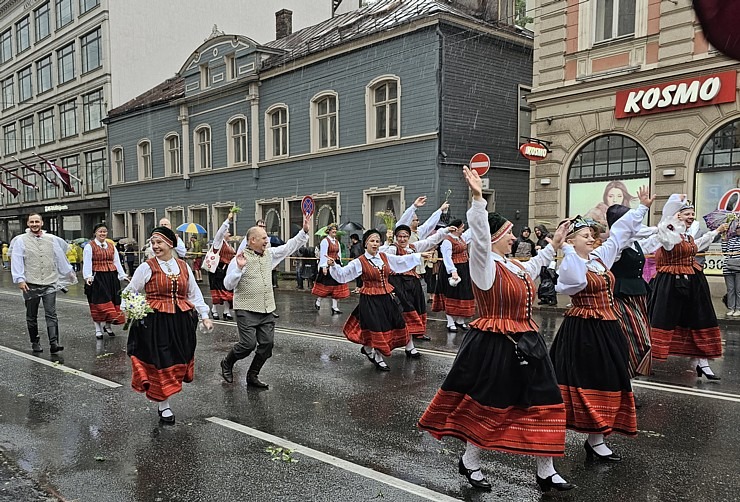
[11,213,75,354]
[221,214,310,388]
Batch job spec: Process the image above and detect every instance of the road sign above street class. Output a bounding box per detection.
[469,153,490,176]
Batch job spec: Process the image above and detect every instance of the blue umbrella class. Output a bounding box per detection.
[176,222,207,234]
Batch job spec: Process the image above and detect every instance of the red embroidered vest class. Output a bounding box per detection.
[470,260,538,334]
[91,242,117,272]
[144,258,194,313]
[358,254,395,296]
[655,236,701,275]
[565,259,617,320]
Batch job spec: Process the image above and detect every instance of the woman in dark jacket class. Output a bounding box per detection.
[512,227,537,259]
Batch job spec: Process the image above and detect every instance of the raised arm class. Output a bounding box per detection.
[270,229,309,267]
[593,186,654,268]
[386,252,423,274]
[417,203,448,239]
[555,245,588,296]
[395,196,427,228]
[466,197,495,291]
[410,227,450,253]
[213,214,234,249]
[328,258,362,283]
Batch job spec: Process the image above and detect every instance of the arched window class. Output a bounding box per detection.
[112,146,124,184]
[265,104,288,160]
[366,75,400,143]
[311,91,338,152]
[163,133,180,175]
[567,134,650,226]
[227,116,248,165]
[696,118,740,215]
[193,125,212,170]
[137,140,151,179]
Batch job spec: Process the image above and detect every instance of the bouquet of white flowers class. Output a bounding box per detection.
[121,290,154,330]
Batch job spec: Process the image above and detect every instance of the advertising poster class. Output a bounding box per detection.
[568,178,650,228]
[696,171,740,275]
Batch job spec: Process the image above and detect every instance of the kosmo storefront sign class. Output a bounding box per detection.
[519,142,548,161]
[615,71,737,119]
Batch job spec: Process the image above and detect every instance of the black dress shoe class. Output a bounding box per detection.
[31,343,43,353]
[50,343,64,353]
[405,349,422,359]
[220,358,234,383]
[314,301,321,311]
[375,360,391,372]
[458,457,492,491]
[211,312,220,320]
[103,326,115,337]
[360,347,375,363]
[247,374,269,389]
[331,308,342,315]
[696,365,721,380]
[536,473,575,492]
[446,325,458,333]
[584,441,621,462]
[223,313,233,321]
[158,408,175,425]
[413,334,431,341]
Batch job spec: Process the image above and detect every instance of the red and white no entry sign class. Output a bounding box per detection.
[469,153,490,176]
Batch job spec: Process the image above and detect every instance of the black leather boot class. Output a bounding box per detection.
[246,355,269,389]
[220,350,238,383]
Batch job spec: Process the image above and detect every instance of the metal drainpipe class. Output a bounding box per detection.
[436,25,446,199]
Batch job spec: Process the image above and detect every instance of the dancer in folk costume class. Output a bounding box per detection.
[550,186,654,462]
[327,229,427,370]
[606,205,657,377]
[124,227,212,424]
[419,167,573,493]
[313,223,350,314]
[432,219,475,332]
[395,195,449,241]
[208,212,236,320]
[83,223,128,339]
[645,194,726,380]
[380,224,451,341]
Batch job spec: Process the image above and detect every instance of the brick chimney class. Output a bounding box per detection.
[276,9,293,39]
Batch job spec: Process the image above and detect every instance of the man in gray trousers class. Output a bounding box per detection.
[221,214,310,388]
[11,213,75,353]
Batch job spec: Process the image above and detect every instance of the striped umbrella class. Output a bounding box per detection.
[176,222,207,234]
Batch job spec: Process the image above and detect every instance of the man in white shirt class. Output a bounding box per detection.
[11,213,75,354]
[144,218,187,259]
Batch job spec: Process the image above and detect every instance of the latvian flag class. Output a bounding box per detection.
[0,180,19,197]
[34,153,77,193]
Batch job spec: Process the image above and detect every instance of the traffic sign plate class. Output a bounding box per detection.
[301,196,315,216]
[469,153,490,176]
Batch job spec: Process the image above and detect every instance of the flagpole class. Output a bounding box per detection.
[32,151,83,183]
[12,155,59,187]
[0,164,38,189]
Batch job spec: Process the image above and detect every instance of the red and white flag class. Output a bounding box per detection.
[0,165,38,189]
[33,152,80,193]
[0,180,19,198]
[13,156,58,187]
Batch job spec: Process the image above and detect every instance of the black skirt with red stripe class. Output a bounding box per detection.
[127,308,198,402]
[208,262,233,305]
[549,317,637,436]
[648,271,722,360]
[344,293,409,356]
[389,274,426,335]
[84,271,125,324]
[419,328,566,456]
[432,262,475,317]
[312,269,350,299]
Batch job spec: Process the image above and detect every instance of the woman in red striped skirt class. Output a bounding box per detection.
[327,229,427,370]
[83,223,128,340]
[313,224,350,315]
[208,213,236,320]
[124,226,212,424]
[420,168,573,493]
[550,186,654,462]
[432,221,475,332]
[645,194,725,379]
[380,224,450,341]
[606,205,656,378]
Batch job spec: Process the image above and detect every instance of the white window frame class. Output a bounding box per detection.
[225,54,237,81]
[165,206,185,231]
[193,125,212,171]
[112,211,126,239]
[365,75,401,144]
[163,132,181,176]
[200,63,210,89]
[310,91,339,152]
[362,185,405,231]
[264,103,289,161]
[593,0,636,44]
[111,145,124,184]
[188,204,210,236]
[38,107,55,144]
[226,115,248,166]
[212,202,237,238]
[137,139,152,180]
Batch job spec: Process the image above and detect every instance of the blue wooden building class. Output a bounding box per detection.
[106,0,533,254]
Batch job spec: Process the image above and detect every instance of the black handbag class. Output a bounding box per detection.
[506,332,547,366]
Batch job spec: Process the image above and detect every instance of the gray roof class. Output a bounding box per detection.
[262,0,527,69]
[107,76,184,119]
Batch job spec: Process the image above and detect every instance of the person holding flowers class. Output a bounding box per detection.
[123,226,212,424]
[83,223,128,340]
[208,211,237,320]
[312,223,350,314]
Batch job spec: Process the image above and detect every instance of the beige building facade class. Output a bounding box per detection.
[528,0,740,272]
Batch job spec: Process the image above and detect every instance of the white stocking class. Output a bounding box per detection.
[587,433,613,456]
[462,443,484,481]
[93,321,103,333]
[697,358,715,375]
[158,399,173,418]
[535,456,565,483]
[332,299,339,309]
[446,315,455,327]
[405,340,418,354]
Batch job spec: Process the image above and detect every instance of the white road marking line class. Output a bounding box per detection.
[0,345,122,388]
[206,417,458,502]
[633,381,740,402]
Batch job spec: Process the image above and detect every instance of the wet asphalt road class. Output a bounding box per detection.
[1,272,740,501]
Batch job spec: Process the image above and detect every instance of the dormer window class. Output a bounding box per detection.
[200,63,210,89]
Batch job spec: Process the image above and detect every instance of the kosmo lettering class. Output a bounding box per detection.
[699,77,721,101]
[623,90,645,113]
[671,81,700,106]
